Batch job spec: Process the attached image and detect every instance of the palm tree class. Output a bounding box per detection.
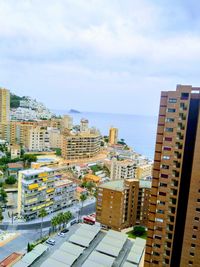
[39,208,47,239]
[57,212,64,230]
[63,211,72,228]
[51,216,58,232]
[79,194,87,221]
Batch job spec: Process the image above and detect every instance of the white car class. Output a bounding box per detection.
[58,232,65,237]
[46,239,56,245]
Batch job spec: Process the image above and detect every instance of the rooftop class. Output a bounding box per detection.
[55,179,73,188]
[99,180,124,191]
[19,167,53,176]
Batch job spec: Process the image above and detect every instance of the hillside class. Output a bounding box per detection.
[10,94,25,108]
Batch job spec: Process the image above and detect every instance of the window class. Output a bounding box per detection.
[165,137,172,141]
[165,127,173,132]
[191,244,196,248]
[193,226,198,230]
[194,217,199,221]
[181,92,189,100]
[163,156,170,160]
[197,199,200,202]
[160,182,167,187]
[161,174,168,178]
[161,164,169,169]
[167,108,176,113]
[196,208,200,212]
[192,235,196,239]
[164,146,171,151]
[159,192,166,196]
[168,98,177,103]
[166,118,175,122]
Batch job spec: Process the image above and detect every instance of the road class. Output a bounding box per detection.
[1,199,96,230]
[0,200,96,261]
[31,224,79,267]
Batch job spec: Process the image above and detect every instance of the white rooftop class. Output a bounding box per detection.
[40,258,70,267]
[59,242,84,256]
[20,167,53,176]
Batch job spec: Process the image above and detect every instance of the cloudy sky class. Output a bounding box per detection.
[0,0,200,115]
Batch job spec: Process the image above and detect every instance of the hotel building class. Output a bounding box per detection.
[145,85,200,267]
[110,158,137,180]
[61,131,101,160]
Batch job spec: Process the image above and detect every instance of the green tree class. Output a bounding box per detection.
[0,208,4,222]
[133,226,146,237]
[5,176,17,185]
[39,208,47,239]
[23,154,37,167]
[0,188,7,204]
[79,194,87,221]
[51,216,58,232]
[63,211,72,227]
[55,148,61,156]
[85,181,95,192]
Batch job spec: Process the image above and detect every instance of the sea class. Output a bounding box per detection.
[54,110,158,160]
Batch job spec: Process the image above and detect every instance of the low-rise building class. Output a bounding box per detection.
[17,167,76,220]
[76,186,88,200]
[96,178,151,231]
[83,174,101,185]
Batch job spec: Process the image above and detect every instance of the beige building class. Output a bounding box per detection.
[10,144,21,159]
[136,164,152,180]
[109,127,118,145]
[62,115,73,130]
[61,131,101,160]
[0,88,10,124]
[96,178,151,231]
[49,128,61,148]
[27,126,50,151]
[145,85,200,267]
[110,158,136,180]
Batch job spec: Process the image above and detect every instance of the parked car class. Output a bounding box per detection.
[46,239,56,245]
[70,219,78,226]
[61,229,69,234]
[58,232,65,237]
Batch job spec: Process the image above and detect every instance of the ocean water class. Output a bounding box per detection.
[55,110,158,160]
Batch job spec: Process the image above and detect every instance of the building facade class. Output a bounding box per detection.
[61,132,101,160]
[17,167,76,220]
[109,127,118,145]
[110,158,136,180]
[145,85,200,267]
[0,88,10,124]
[96,178,151,231]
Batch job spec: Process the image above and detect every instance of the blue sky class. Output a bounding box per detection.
[0,0,200,115]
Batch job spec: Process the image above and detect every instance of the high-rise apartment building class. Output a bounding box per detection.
[109,127,118,145]
[145,85,200,267]
[0,88,10,123]
[96,178,151,231]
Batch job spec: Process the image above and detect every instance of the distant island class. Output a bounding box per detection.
[69,109,81,113]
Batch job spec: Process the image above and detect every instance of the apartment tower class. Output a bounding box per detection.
[109,127,118,145]
[0,88,10,123]
[145,85,200,267]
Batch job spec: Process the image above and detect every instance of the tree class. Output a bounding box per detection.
[133,226,146,237]
[85,181,95,192]
[5,176,17,185]
[51,216,58,232]
[63,211,72,227]
[39,208,47,239]
[23,154,37,167]
[0,208,4,222]
[79,194,87,221]
[55,148,61,156]
[0,188,7,204]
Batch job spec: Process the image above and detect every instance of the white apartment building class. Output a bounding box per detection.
[110,158,137,180]
[28,127,50,151]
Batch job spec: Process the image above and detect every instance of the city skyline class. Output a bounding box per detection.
[1,1,200,115]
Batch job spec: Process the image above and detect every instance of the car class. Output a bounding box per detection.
[61,228,69,233]
[70,219,78,225]
[46,239,55,245]
[58,232,65,237]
